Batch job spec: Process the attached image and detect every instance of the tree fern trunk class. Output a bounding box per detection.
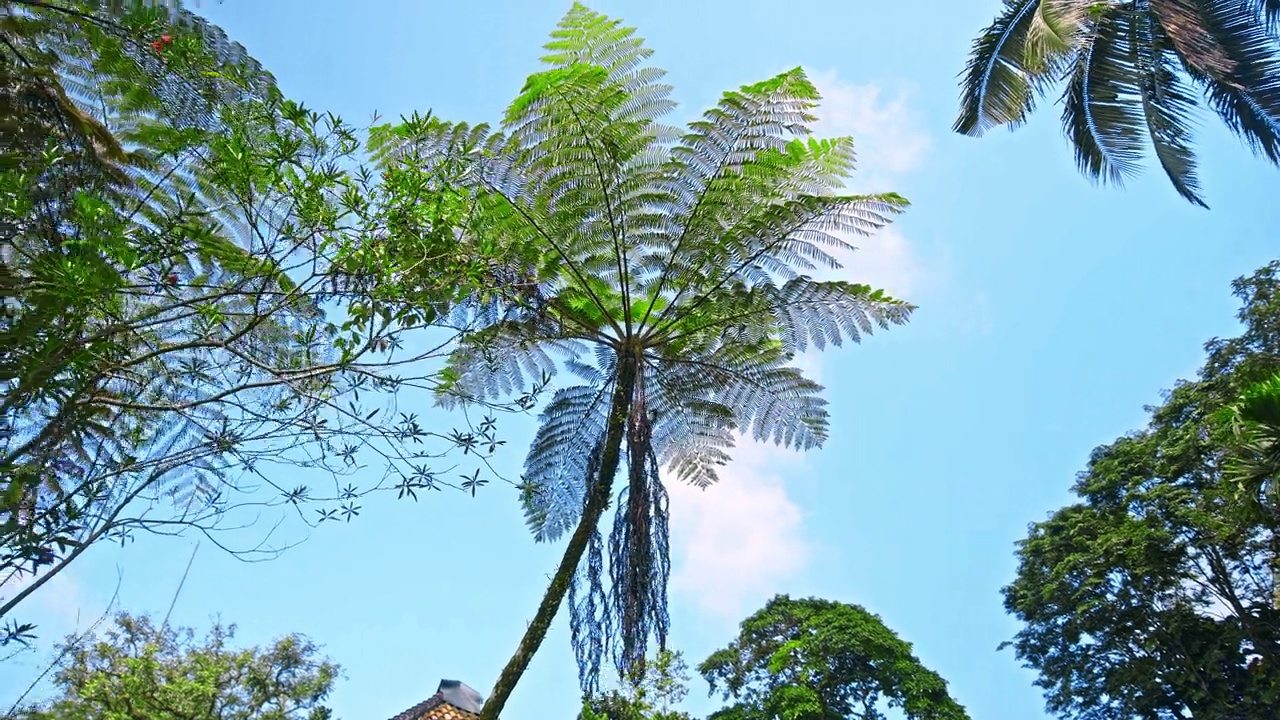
[480,354,638,720]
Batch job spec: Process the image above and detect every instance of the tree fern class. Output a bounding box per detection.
[377,5,914,716]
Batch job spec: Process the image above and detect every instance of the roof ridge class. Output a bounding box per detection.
[385,681,483,720]
[386,692,445,720]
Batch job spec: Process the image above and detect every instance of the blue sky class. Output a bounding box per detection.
[4,1,1279,719]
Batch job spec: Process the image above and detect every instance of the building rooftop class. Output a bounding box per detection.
[387,680,484,720]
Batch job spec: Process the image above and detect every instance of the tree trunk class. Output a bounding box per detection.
[1271,481,1280,611]
[479,354,638,720]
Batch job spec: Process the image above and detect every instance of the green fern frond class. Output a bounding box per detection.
[437,317,580,408]
[522,383,612,540]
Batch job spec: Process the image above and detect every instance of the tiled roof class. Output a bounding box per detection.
[387,680,483,720]
[387,694,480,720]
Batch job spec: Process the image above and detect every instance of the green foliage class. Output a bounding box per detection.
[11,613,338,720]
[699,595,969,720]
[580,650,694,720]
[1219,370,1280,535]
[1004,262,1280,719]
[955,0,1280,207]
[377,7,913,711]
[2,1,522,650]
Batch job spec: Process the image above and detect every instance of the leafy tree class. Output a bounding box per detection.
[9,612,338,720]
[1004,262,1280,719]
[579,649,694,720]
[372,5,914,716]
[699,595,969,720]
[2,1,524,648]
[955,0,1280,207]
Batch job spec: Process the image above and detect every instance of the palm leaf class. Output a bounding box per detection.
[1173,0,1280,163]
[956,0,1079,135]
[1221,372,1280,514]
[1149,0,1239,76]
[1062,6,1148,185]
[1130,10,1207,206]
[958,0,1280,205]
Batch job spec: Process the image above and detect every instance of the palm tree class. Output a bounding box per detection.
[955,0,1280,207]
[375,5,915,718]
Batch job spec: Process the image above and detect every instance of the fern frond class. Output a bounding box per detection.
[647,369,736,488]
[521,383,613,541]
[436,317,580,409]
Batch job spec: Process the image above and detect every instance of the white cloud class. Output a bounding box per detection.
[807,70,933,303]
[818,224,920,296]
[667,439,810,620]
[792,348,825,385]
[810,70,931,183]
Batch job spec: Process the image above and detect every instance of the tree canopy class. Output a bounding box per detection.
[2,0,523,650]
[10,613,338,720]
[1003,262,1280,719]
[579,649,694,720]
[699,595,969,720]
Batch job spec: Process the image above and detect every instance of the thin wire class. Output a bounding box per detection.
[159,540,200,634]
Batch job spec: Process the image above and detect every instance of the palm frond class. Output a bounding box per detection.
[1149,0,1239,76]
[1062,6,1148,185]
[1173,0,1280,163]
[957,0,1279,205]
[1221,372,1280,513]
[1260,0,1280,30]
[955,0,1080,135]
[1134,9,1207,206]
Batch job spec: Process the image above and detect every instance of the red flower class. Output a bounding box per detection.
[166,273,179,286]
[160,35,173,45]
[151,39,164,53]
[151,35,173,54]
